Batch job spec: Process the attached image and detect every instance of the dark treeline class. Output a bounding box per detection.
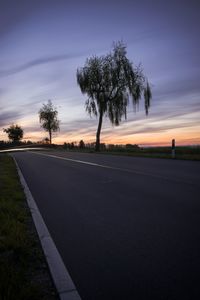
[1,139,199,157]
[0,140,33,149]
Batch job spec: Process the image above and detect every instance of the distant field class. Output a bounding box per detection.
[102,146,200,160]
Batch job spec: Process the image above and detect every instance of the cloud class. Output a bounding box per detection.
[148,100,200,123]
[126,122,198,135]
[23,126,42,133]
[0,110,24,127]
[0,52,85,78]
[61,118,97,132]
[155,78,200,101]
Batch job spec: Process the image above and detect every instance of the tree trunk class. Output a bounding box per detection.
[95,110,103,151]
[49,130,52,144]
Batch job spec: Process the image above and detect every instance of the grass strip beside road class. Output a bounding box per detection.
[0,154,58,300]
[100,151,200,160]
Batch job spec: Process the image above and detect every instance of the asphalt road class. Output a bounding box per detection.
[13,151,200,300]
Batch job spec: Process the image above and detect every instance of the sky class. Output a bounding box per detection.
[0,0,199,146]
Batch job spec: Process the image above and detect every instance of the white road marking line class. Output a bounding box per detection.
[30,151,196,186]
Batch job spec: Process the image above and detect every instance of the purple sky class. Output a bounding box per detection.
[0,0,200,145]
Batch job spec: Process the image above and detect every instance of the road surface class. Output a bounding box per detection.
[12,151,200,300]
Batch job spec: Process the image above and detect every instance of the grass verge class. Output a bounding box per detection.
[0,154,58,300]
[99,151,200,160]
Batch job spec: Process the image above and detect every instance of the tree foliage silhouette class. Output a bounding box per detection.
[77,41,152,151]
[3,124,23,143]
[39,100,60,144]
[79,140,85,149]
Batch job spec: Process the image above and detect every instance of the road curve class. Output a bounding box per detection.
[12,151,200,300]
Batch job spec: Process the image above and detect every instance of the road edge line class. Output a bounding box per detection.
[12,156,82,300]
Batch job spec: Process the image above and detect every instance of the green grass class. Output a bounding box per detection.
[99,150,200,160]
[90,146,200,160]
[0,154,57,300]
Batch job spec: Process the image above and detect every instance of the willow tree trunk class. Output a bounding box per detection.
[49,130,52,144]
[95,110,103,151]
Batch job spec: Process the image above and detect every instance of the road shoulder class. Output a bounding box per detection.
[12,154,82,300]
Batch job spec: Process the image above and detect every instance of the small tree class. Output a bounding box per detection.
[79,140,85,149]
[39,100,60,144]
[44,137,50,144]
[77,41,152,151]
[3,124,23,143]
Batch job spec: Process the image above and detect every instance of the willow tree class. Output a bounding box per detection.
[77,42,152,151]
[39,100,60,144]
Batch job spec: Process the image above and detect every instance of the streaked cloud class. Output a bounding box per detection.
[0,111,24,127]
[0,53,86,77]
